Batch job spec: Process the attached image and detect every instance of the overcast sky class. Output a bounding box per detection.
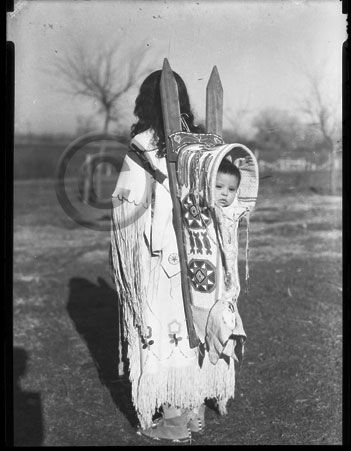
[8,0,346,136]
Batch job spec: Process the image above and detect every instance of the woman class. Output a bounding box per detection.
[110,69,249,442]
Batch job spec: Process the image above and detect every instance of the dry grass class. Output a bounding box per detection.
[13,180,342,445]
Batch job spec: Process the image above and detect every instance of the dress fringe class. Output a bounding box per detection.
[124,313,236,429]
[110,197,150,336]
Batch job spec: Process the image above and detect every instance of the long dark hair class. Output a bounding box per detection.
[131,69,204,157]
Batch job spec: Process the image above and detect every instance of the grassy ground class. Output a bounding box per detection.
[13,178,342,446]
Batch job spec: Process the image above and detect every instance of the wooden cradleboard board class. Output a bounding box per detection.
[206,65,223,136]
[160,59,226,348]
[160,59,200,348]
[160,59,259,353]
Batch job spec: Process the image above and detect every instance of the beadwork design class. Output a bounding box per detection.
[188,259,216,293]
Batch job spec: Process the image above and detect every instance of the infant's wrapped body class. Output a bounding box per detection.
[175,133,259,363]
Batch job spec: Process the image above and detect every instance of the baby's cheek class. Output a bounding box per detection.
[214,189,221,199]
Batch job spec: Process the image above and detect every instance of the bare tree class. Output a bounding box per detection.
[54,41,155,196]
[55,41,152,133]
[298,64,341,194]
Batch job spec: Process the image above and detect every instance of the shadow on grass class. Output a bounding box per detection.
[66,277,139,427]
[14,347,44,446]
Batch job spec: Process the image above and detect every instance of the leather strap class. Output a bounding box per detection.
[128,143,167,185]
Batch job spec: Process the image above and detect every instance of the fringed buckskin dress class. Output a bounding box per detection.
[110,129,259,429]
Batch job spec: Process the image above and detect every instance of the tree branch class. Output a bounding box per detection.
[52,41,154,132]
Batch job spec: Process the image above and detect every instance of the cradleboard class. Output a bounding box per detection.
[160,59,259,353]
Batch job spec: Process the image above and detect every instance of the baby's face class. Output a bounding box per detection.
[215,172,239,207]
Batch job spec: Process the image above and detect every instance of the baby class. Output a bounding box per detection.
[214,158,241,208]
[205,158,246,366]
[213,158,241,291]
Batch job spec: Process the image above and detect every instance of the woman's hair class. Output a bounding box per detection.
[131,69,204,157]
[217,159,241,186]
